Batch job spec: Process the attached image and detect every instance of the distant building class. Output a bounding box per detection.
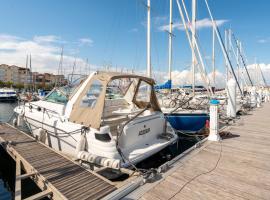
[0,64,67,88]
[33,73,67,87]
[0,64,30,84]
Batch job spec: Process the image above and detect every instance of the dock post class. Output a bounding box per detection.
[257,87,262,107]
[250,86,257,107]
[226,78,236,118]
[263,88,268,102]
[15,158,22,200]
[208,99,221,141]
[267,88,270,102]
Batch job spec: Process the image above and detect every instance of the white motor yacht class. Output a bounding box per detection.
[14,71,177,169]
[0,88,17,102]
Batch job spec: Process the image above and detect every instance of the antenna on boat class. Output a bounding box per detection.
[146,0,151,78]
[85,58,89,75]
[56,46,64,87]
[70,58,77,84]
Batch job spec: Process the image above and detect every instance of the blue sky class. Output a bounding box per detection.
[0,0,269,85]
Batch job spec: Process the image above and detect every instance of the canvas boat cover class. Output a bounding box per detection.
[69,71,161,129]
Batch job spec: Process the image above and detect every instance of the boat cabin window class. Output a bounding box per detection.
[106,78,132,99]
[80,80,103,108]
[136,81,151,103]
[44,90,68,104]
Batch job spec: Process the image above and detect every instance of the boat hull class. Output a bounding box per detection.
[0,96,17,102]
[14,103,178,167]
[165,113,209,132]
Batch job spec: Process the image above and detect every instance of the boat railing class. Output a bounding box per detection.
[20,101,65,122]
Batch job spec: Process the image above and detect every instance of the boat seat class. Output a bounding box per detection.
[103,98,130,117]
[102,114,128,136]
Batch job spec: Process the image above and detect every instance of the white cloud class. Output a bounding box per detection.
[0,34,23,42]
[33,35,62,44]
[158,18,228,32]
[257,38,270,44]
[154,69,226,89]
[0,34,96,75]
[78,38,93,46]
[246,63,270,85]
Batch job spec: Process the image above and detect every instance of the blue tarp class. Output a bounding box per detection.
[155,80,172,90]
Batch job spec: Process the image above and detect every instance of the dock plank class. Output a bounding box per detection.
[0,123,116,200]
[140,102,270,200]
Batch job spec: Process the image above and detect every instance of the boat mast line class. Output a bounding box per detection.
[176,0,213,97]
[231,32,253,86]
[257,63,267,86]
[204,0,243,96]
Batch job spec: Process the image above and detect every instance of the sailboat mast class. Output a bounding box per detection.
[224,29,228,82]
[168,0,172,82]
[212,24,215,89]
[228,29,232,79]
[236,40,240,82]
[147,0,151,78]
[191,0,196,95]
[29,54,33,91]
[25,55,28,90]
[204,0,243,95]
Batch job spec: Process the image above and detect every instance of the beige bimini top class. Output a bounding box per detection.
[69,71,161,129]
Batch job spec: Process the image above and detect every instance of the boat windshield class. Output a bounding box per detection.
[44,89,68,104]
[136,80,151,102]
[44,78,86,104]
[106,78,132,99]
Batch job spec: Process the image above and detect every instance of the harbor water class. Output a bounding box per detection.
[0,102,16,200]
[0,103,43,200]
[0,102,202,199]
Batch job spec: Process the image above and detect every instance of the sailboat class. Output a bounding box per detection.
[156,0,210,133]
[14,71,178,169]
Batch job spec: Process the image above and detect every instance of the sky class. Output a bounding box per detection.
[0,0,269,87]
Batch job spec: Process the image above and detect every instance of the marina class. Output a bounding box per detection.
[1,100,270,199]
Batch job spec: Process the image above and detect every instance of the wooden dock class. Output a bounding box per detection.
[131,102,270,200]
[0,123,116,200]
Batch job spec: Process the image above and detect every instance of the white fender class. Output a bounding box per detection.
[75,133,86,155]
[77,151,120,169]
[226,78,236,118]
[17,114,24,126]
[37,128,46,142]
[12,118,17,127]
